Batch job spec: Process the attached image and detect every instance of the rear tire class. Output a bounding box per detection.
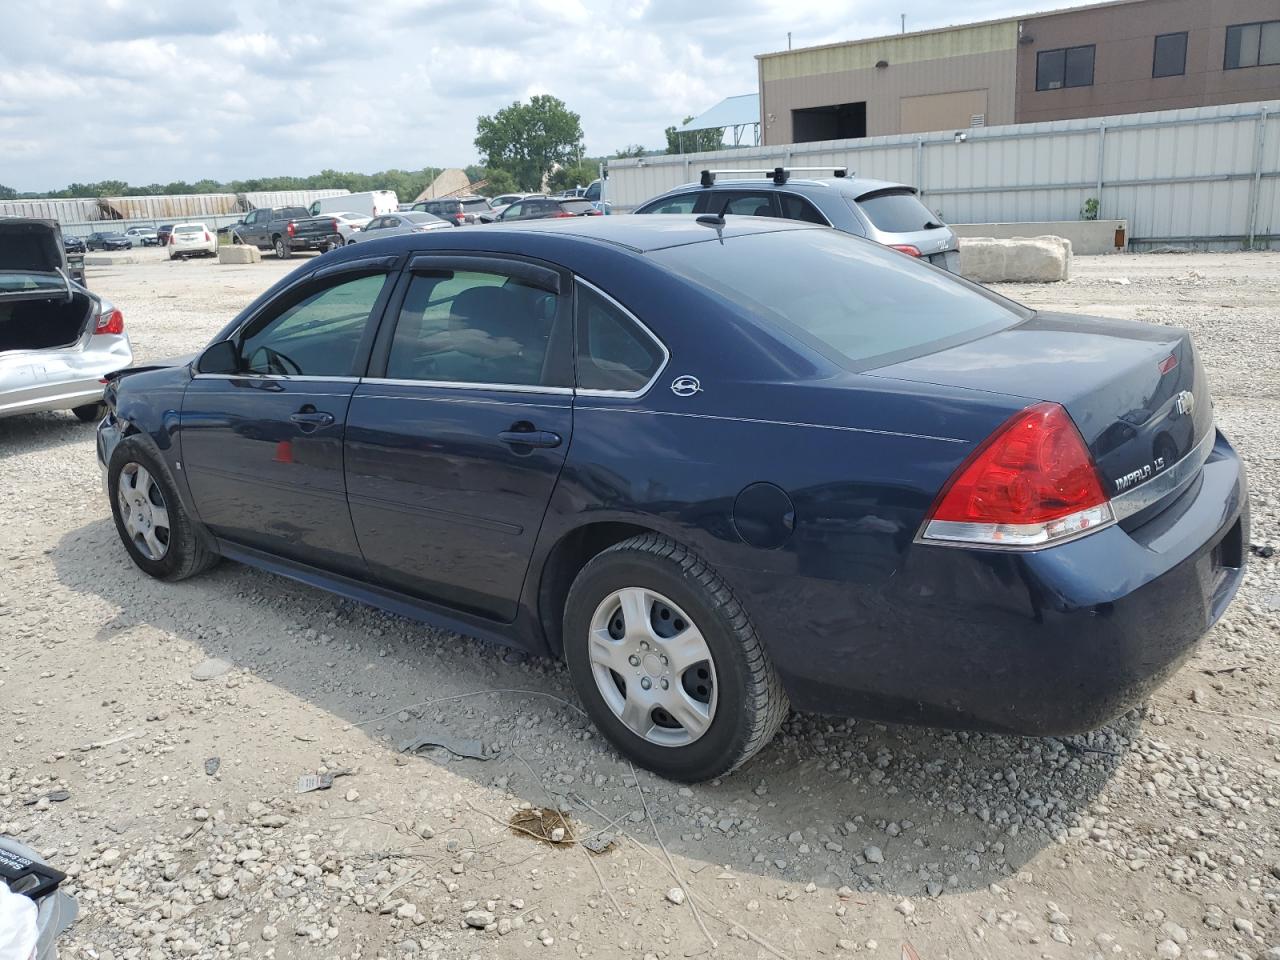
[563,533,788,782]
[72,403,104,423]
[273,238,290,259]
[108,437,218,582]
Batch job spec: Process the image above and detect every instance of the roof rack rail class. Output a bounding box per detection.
[699,166,849,187]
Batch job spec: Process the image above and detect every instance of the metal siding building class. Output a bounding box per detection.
[606,100,1279,249]
[757,0,1280,145]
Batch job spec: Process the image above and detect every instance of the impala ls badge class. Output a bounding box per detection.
[1175,390,1195,417]
[671,375,703,398]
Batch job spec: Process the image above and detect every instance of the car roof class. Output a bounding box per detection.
[324,214,818,257]
[655,176,913,200]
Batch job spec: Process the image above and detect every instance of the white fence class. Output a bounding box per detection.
[606,100,1279,249]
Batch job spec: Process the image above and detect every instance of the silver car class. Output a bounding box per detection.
[634,168,961,272]
[1,219,132,421]
[347,211,451,243]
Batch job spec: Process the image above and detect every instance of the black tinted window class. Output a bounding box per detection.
[712,193,775,217]
[1153,32,1187,77]
[576,283,664,393]
[651,229,1024,370]
[239,273,387,377]
[461,199,490,213]
[1037,44,1094,89]
[778,193,828,225]
[386,270,560,386]
[855,189,939,233]
[1225,21,1280,68]
[560,200,595,215]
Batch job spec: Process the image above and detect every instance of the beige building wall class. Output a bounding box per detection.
[758,22,1019,144]
[1016,0,1280,123]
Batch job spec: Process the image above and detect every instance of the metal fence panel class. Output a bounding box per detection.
[607,100,1279,247]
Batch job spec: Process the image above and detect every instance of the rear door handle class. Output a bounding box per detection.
[498,429,561,449]
[290,411,335,427]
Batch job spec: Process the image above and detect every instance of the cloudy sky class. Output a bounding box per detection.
[0,0,1091,192]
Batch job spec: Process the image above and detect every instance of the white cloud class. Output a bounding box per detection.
[0,0,1095,192]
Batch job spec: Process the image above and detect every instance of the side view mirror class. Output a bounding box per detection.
[196,339,239,375]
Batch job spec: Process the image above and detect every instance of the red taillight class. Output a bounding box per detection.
[1158,353,1178,375]
[921,402,1114,548]
[287,222,296,237]
[94,307,125,336]
[454,213,466,223]
[551,211,575,218]
[203,230,212,242]
[332,218,340,234]
[890,244,923,257]
[168,233,175,245]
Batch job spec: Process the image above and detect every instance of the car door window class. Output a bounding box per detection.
[385,269,562,387]
[778,193,829,225]
[708,192,777,217]
[642,192,699,214]
[576,282,666,394]
[365,217,384,231]
[238,272,389,377]
[503,203,524,220]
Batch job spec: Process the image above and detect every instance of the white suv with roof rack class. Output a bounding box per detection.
[634,166,960,272]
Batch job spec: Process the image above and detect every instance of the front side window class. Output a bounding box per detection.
[1225,21,1280,69]
[1036,44,1095,89]
[576,283,665,393]
[1153,32,1188,77]
[502,202,524,220]
[238,272,388,377]
[386,269,561,387]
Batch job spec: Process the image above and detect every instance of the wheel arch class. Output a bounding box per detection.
[536,520,664,659]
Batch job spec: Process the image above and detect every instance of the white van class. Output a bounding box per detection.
[309,191,399,218]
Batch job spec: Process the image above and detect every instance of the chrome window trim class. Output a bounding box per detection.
[574,277,670,400]
[360,377,573,396]
[191,373,362,383]
[1110,426,1216,520]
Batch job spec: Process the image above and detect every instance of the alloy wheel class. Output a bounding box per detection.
[117,462,171,561]
[587,587,717,747]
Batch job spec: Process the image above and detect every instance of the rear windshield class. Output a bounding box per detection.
[651,228,1026,370]
[854,189,943,234]
[277,207,309,220]
[560,200,595,215]
[461,199,491,213]
[175,225,204,234]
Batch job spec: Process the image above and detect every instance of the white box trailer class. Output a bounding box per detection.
[309,191,399,218]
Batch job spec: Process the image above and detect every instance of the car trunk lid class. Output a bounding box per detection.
[0,219,72,304]
[869,312,1215,515]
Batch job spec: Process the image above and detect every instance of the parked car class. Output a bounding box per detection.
[634,167,961,272]
[496,196,602,221]
[125,226,161,247]
[411,196,494,226]
[347,211,451,243]
[309,190,399,219]
[487,193,544,217]
[96,217,1245,782]
[62,235,87,254]
[156,224,176,246]
[233,207,343,259]
[167,222,218,259]
[329,211,373,245]
[85,231,133,251]
[2,218,131,421]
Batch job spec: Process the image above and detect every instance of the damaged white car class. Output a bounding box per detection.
[0,218,132,421]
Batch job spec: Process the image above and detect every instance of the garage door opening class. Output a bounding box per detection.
[792,102,866,143]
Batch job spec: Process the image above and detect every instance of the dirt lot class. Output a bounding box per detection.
[2,250,1278,960]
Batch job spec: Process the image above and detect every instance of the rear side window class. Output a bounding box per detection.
[239,273,388,377]
[854,189,939,233]
[712,192,776,217]
[576,283,665,393]
[639,193,699,214]
[386,270,560,387]
[778,193,828,225]
[652,229,1024,371]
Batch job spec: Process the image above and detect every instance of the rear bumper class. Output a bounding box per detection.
[751,431,1248,734]
[0,339,133,419]
[289,234,341,250]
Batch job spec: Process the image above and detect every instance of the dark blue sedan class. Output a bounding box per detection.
[97,217,1247,782]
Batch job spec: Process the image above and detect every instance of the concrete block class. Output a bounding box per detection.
[952,220,1125,255]
[958,236,1071,283]
[218,244,262,264]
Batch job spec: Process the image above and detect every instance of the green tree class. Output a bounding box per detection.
[0,184,15,200]
[614,144,646,159]
[474,168,519,197]
[548,162,597,193]
[665,117,724,155]
[474,95,584,192]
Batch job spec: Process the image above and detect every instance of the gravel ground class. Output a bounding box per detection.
[2,250,1278,960]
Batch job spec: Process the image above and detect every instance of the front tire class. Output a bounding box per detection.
[564,534,788,782]
[108,437,218,582]
[273,238,290,259]
[72,403,105,423]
